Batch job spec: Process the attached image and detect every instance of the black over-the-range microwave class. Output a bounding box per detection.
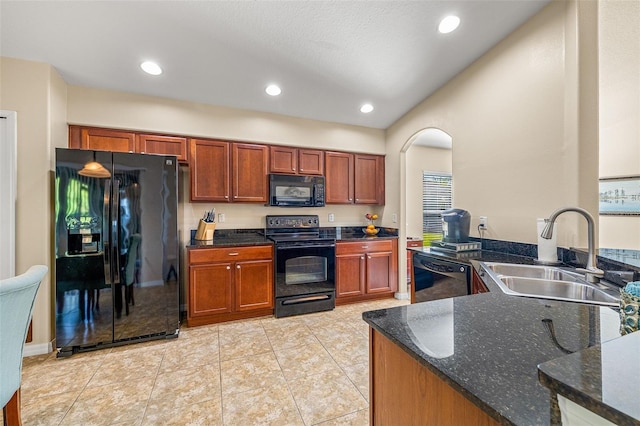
[268,174,325,207]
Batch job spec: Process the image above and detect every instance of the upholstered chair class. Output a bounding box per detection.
[1,265,48,426]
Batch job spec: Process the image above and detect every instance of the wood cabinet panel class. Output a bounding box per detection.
[370,329,500,425]
[137,134,188,162]
[326,151,384,205]
[187,246,274,326]
[298,149,324,175]
[325,151,354,203]
[235,259,273,311]
[336,239,397,303]
[354,154,384,205]
[366,251,394,293]
[336,254,365,297]
[189,246,272,264]
[232,143,269,202]
[189,139,230,202]
[472,268,489,294]
[270,146,297,174]
[270,146,324,175]
[189,263,233,317]
[76,127,136,152]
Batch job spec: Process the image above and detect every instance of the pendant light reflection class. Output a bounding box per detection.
[78,153,111,178]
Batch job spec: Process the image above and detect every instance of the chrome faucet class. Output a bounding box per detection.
[540,207,604,283]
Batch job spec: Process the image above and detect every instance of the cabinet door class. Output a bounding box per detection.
[270,146,297,174]
[190,139,231,202]
[325,151,354,204]
[234,259,274,311]
[78,127,135,152]
[189,263,233,317]
[298,149,324,175]
[336,253,365,297]
[472,269,489,294]
[366,251,395,294]
[138,134,188,162]
[354,154,384,205]
[232,143,269,202]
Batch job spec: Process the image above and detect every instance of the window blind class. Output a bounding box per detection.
[422,172,452,239]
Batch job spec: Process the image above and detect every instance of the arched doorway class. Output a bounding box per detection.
[398,127,452,296]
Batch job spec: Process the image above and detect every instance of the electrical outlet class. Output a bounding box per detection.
[479,216,487,230]
[392,213,398,223]
[218,213,225,223]
[328,213,335,222]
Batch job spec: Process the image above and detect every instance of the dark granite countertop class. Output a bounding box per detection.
[187,230,271,248]
[363,292,624,425]
[186,226,398,248]
[538,330,640,425]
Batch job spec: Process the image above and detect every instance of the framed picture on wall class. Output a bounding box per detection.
[599,175,640,215]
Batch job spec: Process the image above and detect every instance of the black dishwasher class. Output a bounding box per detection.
[412,253,470,303]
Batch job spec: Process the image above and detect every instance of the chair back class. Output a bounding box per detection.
[0,265,48,408]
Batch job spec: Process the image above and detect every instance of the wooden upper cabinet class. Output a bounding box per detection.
[325,151,355,203]
[298,149,324,175]
[189,138,231,202]
[70,126,135,152]
[270,146,297,174]
[270,146,323,175]
[232,143,269,202]
[354,154,385,205]
[137,134,188,162]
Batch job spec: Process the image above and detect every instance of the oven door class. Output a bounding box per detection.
[274,242,335,298]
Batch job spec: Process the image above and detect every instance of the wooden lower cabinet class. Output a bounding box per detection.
[370,329,499,425]
[187,245,273,326]
[472,268,489,294]
[335,239,398,304]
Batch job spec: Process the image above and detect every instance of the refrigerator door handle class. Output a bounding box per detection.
[111,179,121,284]
[103,179,112,284]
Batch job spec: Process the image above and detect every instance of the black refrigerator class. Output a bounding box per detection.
[54,148,180,356]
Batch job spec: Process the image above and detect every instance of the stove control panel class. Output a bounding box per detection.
[266,215,319,229]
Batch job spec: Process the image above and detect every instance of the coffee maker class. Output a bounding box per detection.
[431,208,481,252]
[442,209,471,243]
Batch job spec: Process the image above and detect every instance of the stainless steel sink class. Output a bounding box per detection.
[479,262,619,306]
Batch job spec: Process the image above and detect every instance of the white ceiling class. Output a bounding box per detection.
[1,0,550,130]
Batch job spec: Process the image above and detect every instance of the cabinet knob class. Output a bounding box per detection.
[226,266,230,270]
[349,198,353,201]
[224,195,229,199]
[299,168,303,171]
[361,256,365,260]
[236,264,240,269]
[234,195,238,199]
[292,168,296,171]
[362,246,368,249]
[368,256,371,260]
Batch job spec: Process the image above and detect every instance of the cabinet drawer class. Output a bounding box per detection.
[189,245,273,264]
[336,239,393,255]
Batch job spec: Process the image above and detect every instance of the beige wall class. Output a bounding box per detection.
[385,1,599,293]
[0,57,68,351]
[598,0,640,250]
[405,144,452,238]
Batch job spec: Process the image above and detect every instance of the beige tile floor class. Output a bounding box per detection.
[8,298,408,426]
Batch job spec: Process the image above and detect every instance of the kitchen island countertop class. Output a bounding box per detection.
[363,287,630,424]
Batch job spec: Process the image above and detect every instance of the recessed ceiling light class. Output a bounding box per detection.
[438,15,460,34]
[140,61,162,75]
[360,104,374,114]
[265,84,282,96]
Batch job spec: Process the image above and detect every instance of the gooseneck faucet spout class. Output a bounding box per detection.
[541,207,604,283]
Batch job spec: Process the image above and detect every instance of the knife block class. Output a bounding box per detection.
[195,220,216,241]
